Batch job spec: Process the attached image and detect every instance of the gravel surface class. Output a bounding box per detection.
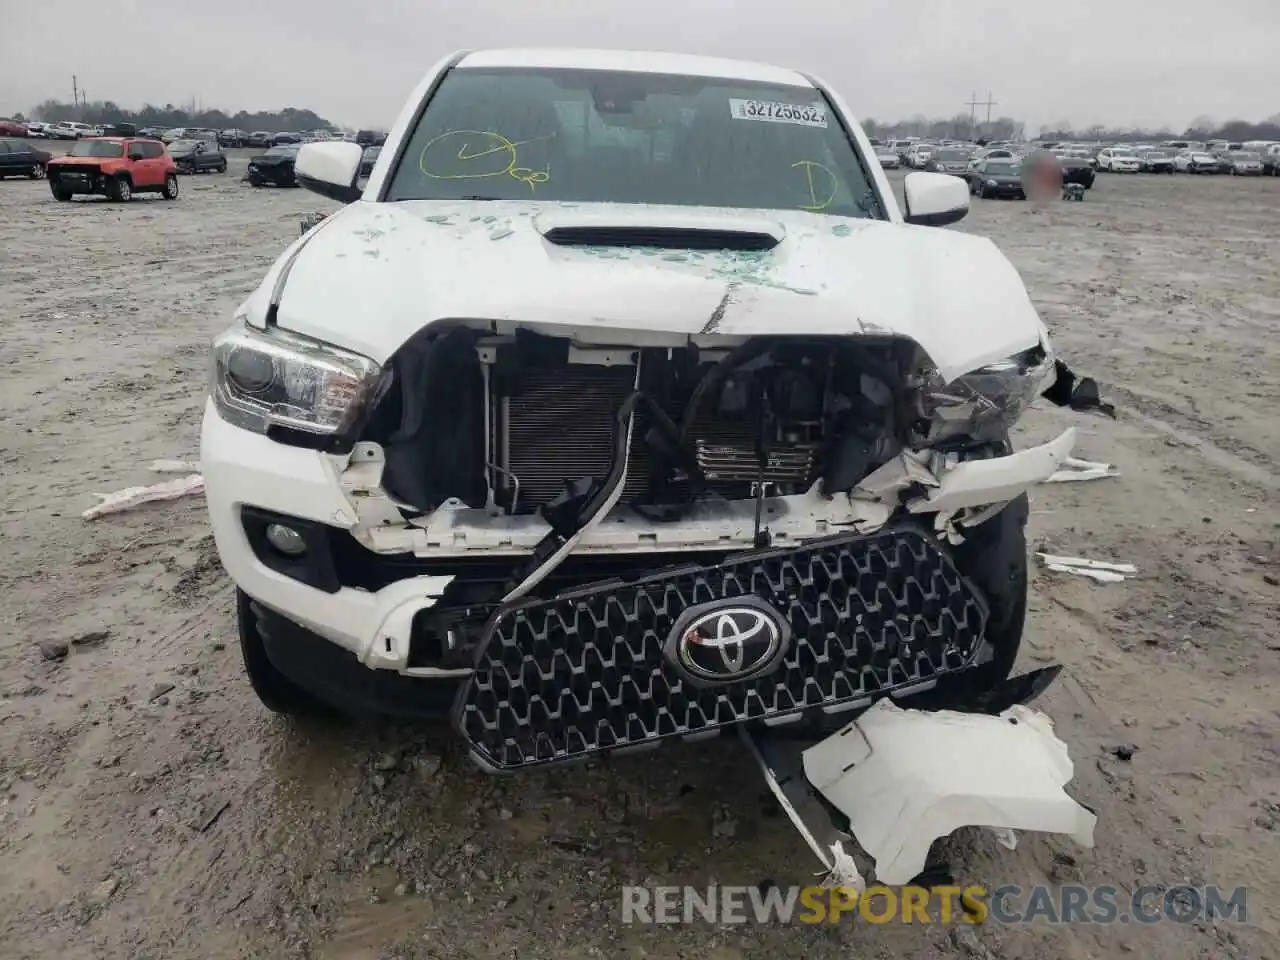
[1,151,1278,959]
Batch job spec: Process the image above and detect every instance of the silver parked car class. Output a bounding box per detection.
[1225,151,1263,175]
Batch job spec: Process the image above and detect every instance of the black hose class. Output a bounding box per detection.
[677,338,774,444]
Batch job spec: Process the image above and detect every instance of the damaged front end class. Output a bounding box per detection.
[211,317,1110,882]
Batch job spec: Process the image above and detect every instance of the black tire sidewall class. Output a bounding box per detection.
[237,589,333,717]
[945,493,1030,694]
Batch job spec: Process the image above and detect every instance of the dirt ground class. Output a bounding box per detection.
[1,148,1277,960]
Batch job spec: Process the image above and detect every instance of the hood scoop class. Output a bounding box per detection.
[535,209,784,252]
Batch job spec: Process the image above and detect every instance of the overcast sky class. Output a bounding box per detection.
[3,0,1277,131]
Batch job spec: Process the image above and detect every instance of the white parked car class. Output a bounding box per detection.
[874,145,900,169]
[967,147,1015,172]
[905,142,936,168]
[201,47,1108,870]
[24,121,51,138]
[1173,150,1221,174]
[49,121,94,140]
[1096,147,1141,172]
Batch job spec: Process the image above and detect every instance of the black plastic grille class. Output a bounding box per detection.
[455,528,988,771]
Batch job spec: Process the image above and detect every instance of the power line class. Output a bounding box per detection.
[964,90,998,129]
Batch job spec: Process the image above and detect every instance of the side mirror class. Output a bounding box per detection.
[902,171,969,227]
[295,141,363,203]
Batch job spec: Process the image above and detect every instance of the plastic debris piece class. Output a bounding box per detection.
[1045,564,1128,583]
[821,841,866,892]
[1044,456,1119,483]
[1037,552,1136,582]
[149,459,200,473]
[83,475,205,520]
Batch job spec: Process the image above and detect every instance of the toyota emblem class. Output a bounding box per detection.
[665,596,789,686]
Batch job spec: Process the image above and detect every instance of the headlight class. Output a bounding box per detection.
[210,322,383,436]
[911,345,1056,447]
[985,179,998,187]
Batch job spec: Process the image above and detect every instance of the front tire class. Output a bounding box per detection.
[107,176,132,202]
[944,493,1029,696]
[161,173,179,200]
[237,590,333,717]
[30,164,46,180]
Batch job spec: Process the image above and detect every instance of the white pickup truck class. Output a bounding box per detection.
[201,47,1109,885]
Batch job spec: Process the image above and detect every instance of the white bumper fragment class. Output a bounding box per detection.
[905,426,1076,514]
[802,699,1096,885]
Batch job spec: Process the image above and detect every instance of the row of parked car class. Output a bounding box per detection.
[870,140,1096,200]
[0,130,386,198]
[2,118,389,149]
[872,136,1280,181]
[1095,144,1276,175]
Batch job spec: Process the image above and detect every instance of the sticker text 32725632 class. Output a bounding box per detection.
[729,99,828,128]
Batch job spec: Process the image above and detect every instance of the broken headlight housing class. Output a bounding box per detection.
[911,345,1056,447]
[210,322,383,436]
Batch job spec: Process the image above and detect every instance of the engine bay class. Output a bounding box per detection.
[362,327,926,522]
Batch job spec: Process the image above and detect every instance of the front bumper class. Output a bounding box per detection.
[49,168,109,194]
[203,401,1074,722]
[980,182,1025,198]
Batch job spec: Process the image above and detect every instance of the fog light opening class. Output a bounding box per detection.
[265,523,307,557]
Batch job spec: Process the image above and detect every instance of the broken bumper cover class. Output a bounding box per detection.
[801,698,1097,884]
[744,688,1096,888]
[455,527,990,772]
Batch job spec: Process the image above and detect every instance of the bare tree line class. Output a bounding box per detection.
[11,99,339,133]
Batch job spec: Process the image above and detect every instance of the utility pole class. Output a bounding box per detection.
[964,90,998,135]
[73,75,78,106]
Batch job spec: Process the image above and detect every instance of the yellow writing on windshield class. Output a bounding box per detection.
[419,130,554,192]
[791,160,838,211]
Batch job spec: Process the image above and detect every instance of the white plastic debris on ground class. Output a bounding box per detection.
[802,700,1096,885]
[821,841,866,892]
[1037,552,1137,583]
[1043,456,1120,484]
[148,459,200,473]
[82,461,204,520]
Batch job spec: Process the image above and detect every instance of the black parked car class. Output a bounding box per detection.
[245,131,273,148]
[0,138,51,179]
[245,144,301,186]
[968,158,1025,199]
[1056,156,1096,189]
[270,132,302,147]
[359,145,381,177]
[356,129,387,147]
[169,139,228,174]
[218,128,248,147]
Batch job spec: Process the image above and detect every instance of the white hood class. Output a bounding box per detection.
[263,200,1048,382]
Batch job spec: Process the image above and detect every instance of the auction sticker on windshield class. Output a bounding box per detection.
[729,99,828,128]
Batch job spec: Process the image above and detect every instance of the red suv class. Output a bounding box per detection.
[46,137,180,202]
